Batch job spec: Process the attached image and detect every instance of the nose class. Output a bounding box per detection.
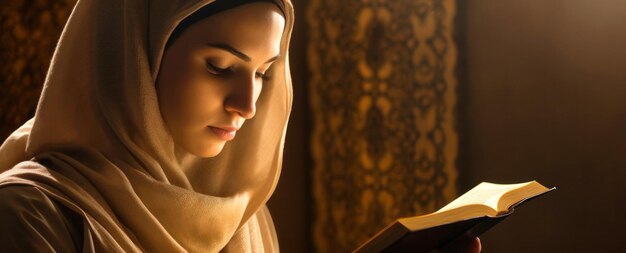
[224,75,258,119]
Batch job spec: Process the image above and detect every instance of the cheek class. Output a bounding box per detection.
[158,59,222,130]
[165,78,224,128]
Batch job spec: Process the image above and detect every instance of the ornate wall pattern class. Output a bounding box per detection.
[307,0,458,252]
[0,0,76,140]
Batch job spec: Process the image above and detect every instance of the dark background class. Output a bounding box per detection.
[456,0,626,252]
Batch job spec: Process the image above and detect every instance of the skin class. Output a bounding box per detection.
[156,2,285,157]
[438,236,481,253]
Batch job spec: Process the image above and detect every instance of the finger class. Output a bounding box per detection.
[469,237,481,253]
[438,235,481,253]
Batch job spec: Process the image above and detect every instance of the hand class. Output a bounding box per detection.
[432,236,481,253]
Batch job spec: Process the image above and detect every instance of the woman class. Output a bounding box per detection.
[0,0,291,251]
[0,0,479,252]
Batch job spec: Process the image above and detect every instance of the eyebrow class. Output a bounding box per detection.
[206,43,280,64]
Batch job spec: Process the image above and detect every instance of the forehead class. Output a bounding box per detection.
[183,3,285,54]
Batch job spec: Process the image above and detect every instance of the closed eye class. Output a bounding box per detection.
[206,60,272,82]
[205,61,233,75]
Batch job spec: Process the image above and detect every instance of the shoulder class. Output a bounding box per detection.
[0,185,82,252]
[0,184,51,206]
[0,184,64,217]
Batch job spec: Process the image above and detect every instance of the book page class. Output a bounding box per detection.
[436,182,535,213]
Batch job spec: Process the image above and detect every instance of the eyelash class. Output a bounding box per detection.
[205,61,272,82]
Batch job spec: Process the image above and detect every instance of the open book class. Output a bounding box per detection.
[354,181,555,253]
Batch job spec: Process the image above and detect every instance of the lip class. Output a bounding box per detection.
[208,126,239,141]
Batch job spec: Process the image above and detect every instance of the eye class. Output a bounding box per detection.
[205,61,233,75]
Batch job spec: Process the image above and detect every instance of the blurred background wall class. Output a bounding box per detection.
[2,0,625,252]
[0,0,76,139]
[457,0,626,252]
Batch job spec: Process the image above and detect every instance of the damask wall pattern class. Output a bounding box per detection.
[0,0,76,140]
[307,0,459,252]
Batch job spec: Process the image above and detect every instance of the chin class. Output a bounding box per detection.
[192,143,226,158]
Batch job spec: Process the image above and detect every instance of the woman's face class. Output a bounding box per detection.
[156,2,285,157]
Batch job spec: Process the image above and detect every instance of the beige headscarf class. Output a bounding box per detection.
[0,0,294,252]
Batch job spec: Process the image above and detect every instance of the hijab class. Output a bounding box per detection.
[0,0,294,252]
